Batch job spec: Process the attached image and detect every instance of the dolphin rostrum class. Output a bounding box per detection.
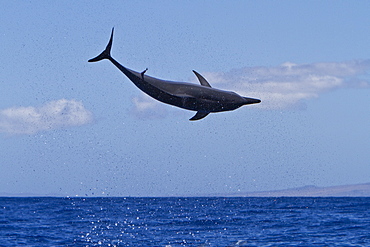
[89,28,261,121]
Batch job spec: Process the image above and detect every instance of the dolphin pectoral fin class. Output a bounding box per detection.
[189,111,210,121]
[192,70,212,88]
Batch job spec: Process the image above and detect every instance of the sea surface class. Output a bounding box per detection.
[0,197,369,246]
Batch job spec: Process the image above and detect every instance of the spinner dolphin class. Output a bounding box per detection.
[89,28,261,120]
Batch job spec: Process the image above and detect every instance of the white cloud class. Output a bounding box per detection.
[205,60,370,109]
[0,99,93,135]
[131,59,370,114]
[130,94,168,119]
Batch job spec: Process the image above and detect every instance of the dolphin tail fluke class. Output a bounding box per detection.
[88,28,114,62]
[189,111,210,121]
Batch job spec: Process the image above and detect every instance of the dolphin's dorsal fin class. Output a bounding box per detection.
[189,111,210,121]
[193,70,211,88]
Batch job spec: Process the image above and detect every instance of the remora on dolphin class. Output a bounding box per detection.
[89,28,261,120]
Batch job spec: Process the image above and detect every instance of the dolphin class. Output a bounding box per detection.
[88,28,261,121]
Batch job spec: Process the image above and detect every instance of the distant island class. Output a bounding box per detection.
[225,183,370,197]
[1,183,370,197]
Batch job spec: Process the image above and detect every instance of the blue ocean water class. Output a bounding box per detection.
[0,197,369,246]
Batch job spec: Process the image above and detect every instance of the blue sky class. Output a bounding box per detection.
[1,1,369,196]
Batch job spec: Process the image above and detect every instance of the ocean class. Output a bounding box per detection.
[0,197,369,246]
